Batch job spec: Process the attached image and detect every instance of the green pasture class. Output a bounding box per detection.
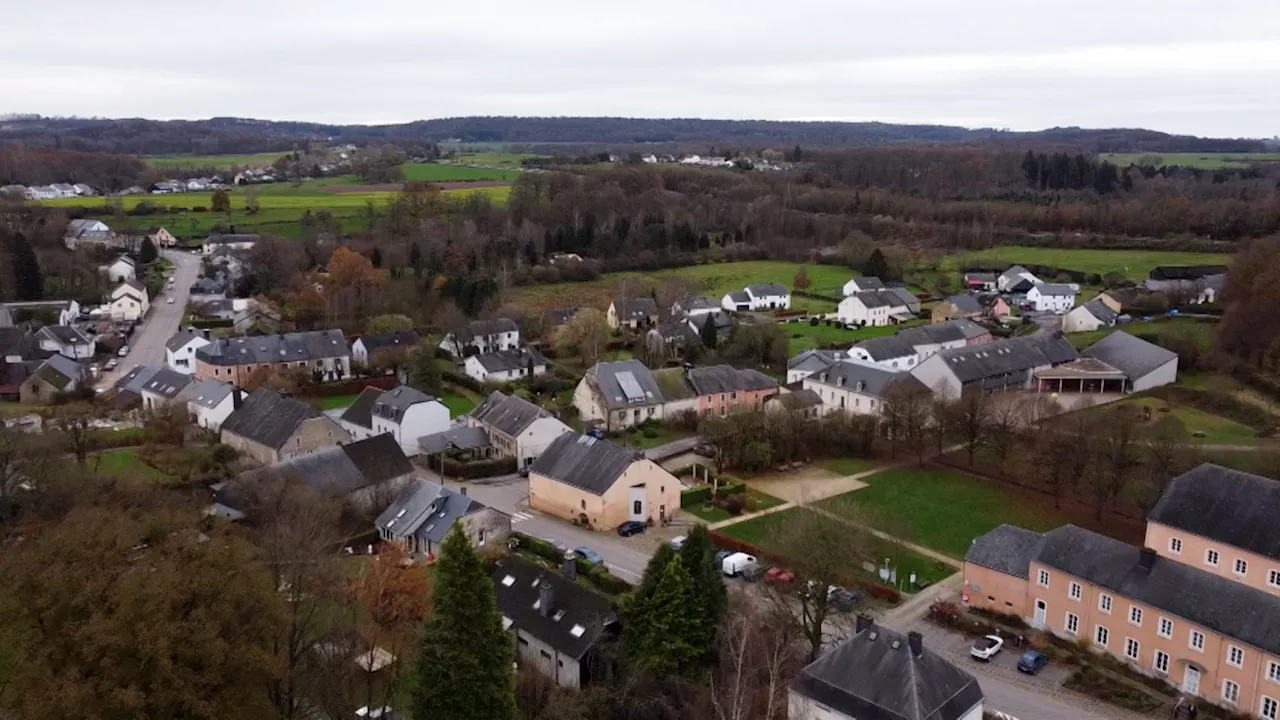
[942,247,1230,281]
[142,152,291,168]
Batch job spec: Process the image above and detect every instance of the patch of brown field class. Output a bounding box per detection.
[322,180,510,193]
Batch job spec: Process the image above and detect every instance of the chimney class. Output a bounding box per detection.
[537,580,554,618]
[459,486,467,497]
[856,615,874,635]
[562,554,577,580]
[907,631,923,657]
[1139,547,1157,572]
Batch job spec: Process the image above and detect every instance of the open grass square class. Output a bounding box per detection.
[819,457,883,476]
[1087,397,1259,446]
[817,467,1074,558]
[92,449,172,483]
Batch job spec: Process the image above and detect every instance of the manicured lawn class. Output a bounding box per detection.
[941,247,1231,281]
[313,393,359,411]
[1090,397,1259,446]
[1066,317,1217,350]
[92,449,171,482]
[718,506,806,545]
[820,457,883,476]
[784,318,927,355]
[1100,152,1280,170]
[440,388,479,417]
[817,467,1074,558]
[683,488,787,523]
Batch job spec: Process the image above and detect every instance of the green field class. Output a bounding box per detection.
[440,388,479,417]
[92,449,172,482]
[510,260,851,312]
[401,163,521,182]
[1066,317,1218,349]
[312,394,359,411]
[1101,152,1280,170]
[1079,397,1259,446]
[143,152,291,169]
[817,467,1074,557]
[784,318,927,355]
[447,151,548,167]
[942,247,1230,281]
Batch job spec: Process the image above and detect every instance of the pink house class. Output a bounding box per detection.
[685,365,779,417]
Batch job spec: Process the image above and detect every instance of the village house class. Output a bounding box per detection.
[721,283,791,312]
[670,295,720,318]
[376,479,511,556]
[64,218,112,249]
[764,388,824,419]
[786,349,849,384]
[931,294,984,324]
[964,464,1280,719]
[464,347,549,384]
[35,325,94,360]
[101,255,136,283]
[18,355,86,404]
[1025,283,1078,313]
[841,276,885,296]
[177,378,240,431]
[491,556,619,688]
[529,432,681,530]
[685,364,779,417]
[981,295,1012,318]
[202,233,259,255]
[140,368,194,412]
[803,360,929,416]
[108,280,150,322]
[219,388,351,465]
[194,330,351,386]
[463,390,572,468]
[1144,266,1230,302]
[337,385,450,456]
[963,271,998,292]
[837,288,917,327]
[165,328,211,375]
[846,318,991,373]
[606,297,659,330]
[439,318,521,355]
[997,265,1041,293]
[1063,297,1119,333]
[351,329,420,368]
[909,334,1079,400]
[1080,330,1178,393]
[790,616,984,720]
[574,359,669,431]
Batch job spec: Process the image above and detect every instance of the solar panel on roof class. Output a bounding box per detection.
[616,370,646,402]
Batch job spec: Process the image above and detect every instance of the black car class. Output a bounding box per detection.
[617,521,646,537]
[518,465,530,478]
[693,443,717,458]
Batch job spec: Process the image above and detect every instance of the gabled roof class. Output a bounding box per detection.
[1082,330,1177,381]
[808,361,927,398]
[114,364,162,395]
[747,282,788,297]
[885,286,919,308]
[998,265,1033,283]
[1035,525,1280,656]
[375,478,486,543]
[141,367,193,399]
[677,295,719,312]
[372,385,437,423]
[1031,282,1076,297]
[611,297,658,318]
[357,329,420,353]
[771,388,823,410]
[853,334,917,362]
[36,325,92,346]
[165,328,207,353]
[114,279,146,295]
[471,348,548,374]
[470,390,557,437]
[492,556,617,661]
[853,290,889,309]
[178,378,236,409]
[945,294,982,314]
[1078,297,1118,324]
[220,388,323,449]
[457,318,519,340]
[787,348,847,372]
[339,387,383,430]
[792,620,983,720]
[417,425,491,455]
[845,276,885,291]
[34,354,83,390]
[243,434,413,497]
[930,335,1078,384]
[1148,464,1280,562]
[685,365,778,395]
[531,433,643,496]
[726,290,750,304]
[195,330,348,366]
[585,359,663,408]
[964,524,1046,579]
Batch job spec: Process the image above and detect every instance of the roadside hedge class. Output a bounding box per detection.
[680,481,746,509]
[424,455,517,479]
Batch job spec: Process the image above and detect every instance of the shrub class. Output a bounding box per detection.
[641,425,659,439]
[719,492,746,516]
[809,317,819,327]
[927,600,962,627]
[425,455,517,479]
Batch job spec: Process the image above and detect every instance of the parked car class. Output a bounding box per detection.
[970,635,1004,661]
[721,552,758,577]
[104,359,118,370]
[669,535,686,550]
[167,298,174,304]
[713,549,733,565]
[517,465,530,478]
[1017,650,1047,675]
[827,586,864,611]
[763,567,794,586]
[616,521,646,537]
[117,345,129,357]
[574,547,604,566]
[693,443,716,458]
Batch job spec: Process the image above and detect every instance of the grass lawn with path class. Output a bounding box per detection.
[683,488,788,523]
[817,467,1074,558]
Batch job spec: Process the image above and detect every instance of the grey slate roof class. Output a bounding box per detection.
[492,556,617,661]
[37,325,91,346]
[339,386,382,430]
[472,348,548,374]
[808,361,928,398]
[220,388,322,449]
[1082,330,1177,382]
[1148,463,1280,562]
[470,390,555,436]
[747,282,788,297]
[141,367,193,399]
[165,328,206,353]
[854,290,889,309]
[114,364,162,395]
[460,317,519,340]
[935,335,1078,384]
[372,385,436,423]
[1033,283,1076,297]
[205,233,260,245]
[964,524,1046,579]
[771,388,823,410]
[611,297,658,319]
[1080,297,1118,324]
[854,334,917,362]
[886,286,920,309]
[792,620,983,720]
[585,359,663,408]
[376,478,482,543]
[787,348,847,372]
[685,365,778,395]
[945,294,983,314]
[417,425,491,455]
[1036,525,1280,657]
[999,265,1033,284]
[245,433,413,496]
[35,354,83,390]
[678,296,719,312]
[196,330,348,366]
[846,276,885,291]
[531,433,642,496]
[178,379,236,409]
[357,329,419,353]
[726,290,750,305]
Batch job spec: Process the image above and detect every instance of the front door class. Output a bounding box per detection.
[1182,666,1201,695]
[628,485,646,522]
[1032,600,1047,629]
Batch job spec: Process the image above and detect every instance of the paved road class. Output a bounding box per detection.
[442,472,656,582]
[98,249,202,387]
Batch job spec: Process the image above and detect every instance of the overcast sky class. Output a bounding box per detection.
[3,0,1278,138]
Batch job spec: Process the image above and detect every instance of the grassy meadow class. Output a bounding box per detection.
[142,152,292,169]
[401,163,521,182]
[1100,152,1280,170]
[942,247,1231,280]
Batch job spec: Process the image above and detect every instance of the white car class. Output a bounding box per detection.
[117,345,130,357]
[970,634,1004,661]
[167,298,174,304]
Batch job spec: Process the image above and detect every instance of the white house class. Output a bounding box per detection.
[671,295,720,318]
[845,335,919,372]
[467,391,573,468]
[351,329,420,367]
[1062,298,1118,334]
[997,265,1041,293]
[464,348,549,384]
[108,280,150,322]
[802,361,928,416]
[202,233,259,255]
[721,283,790,312]
[101,255,136,283]
[841,276,885,296]
[139,368,194,412]
[837,291,891,327]
[439,318,520,356]
[165,329,211,375]
[180,379,239,431]
[1025,283,1076,313]
[35,325,95,360]
[339,385,451,456]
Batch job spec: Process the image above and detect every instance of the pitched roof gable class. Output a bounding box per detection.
[1148,463,1280,562]
[220,388,323,449]
[530,433,643,496]
[1082,330,1177,381]
[491,556,617,660]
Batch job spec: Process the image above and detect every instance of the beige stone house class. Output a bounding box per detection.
[528,433,680,531]
[219,388,350,465]
[375,479,510,556]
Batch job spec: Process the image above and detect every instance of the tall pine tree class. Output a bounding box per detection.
[699,314,718,349]
[620,555,702,675]
[677,525,728,660]
[411,526,515,720]
[139,236,159,264]
[7,232,43,301]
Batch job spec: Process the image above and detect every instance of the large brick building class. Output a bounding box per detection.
[194,330,350,387]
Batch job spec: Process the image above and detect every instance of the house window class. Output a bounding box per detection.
[1037,569,1050,588]
[1189,630,1205,652]
[1269,661,1280,683]
[518,636,529,646]
[1205,549,1220,567]
[540,650,552,660]
[1068,582,1082,601]
[632,501,642,515]
[1154,650,1170,674]
[1095,625,1109,647]
[477,530,486,546]
[1065,612,1079,635]
[580,500,586,510]
[1263,697,1278,720]
[1158,617,1174,639]
[1270,569,1280,588]
[1125,638,1140,661]
[1228,645,1244,669]
[1128,606,1143,626]
[1098,593,1112,613]
[1234,558,1248,577]
[1223,680,1240,706]
[1169,537,1183,554]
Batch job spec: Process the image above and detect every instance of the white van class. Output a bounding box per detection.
[721,552,758,577]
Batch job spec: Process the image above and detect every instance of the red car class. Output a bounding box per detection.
[763,567,794,586]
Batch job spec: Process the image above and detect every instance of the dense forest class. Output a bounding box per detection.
[0,114,1269,156]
